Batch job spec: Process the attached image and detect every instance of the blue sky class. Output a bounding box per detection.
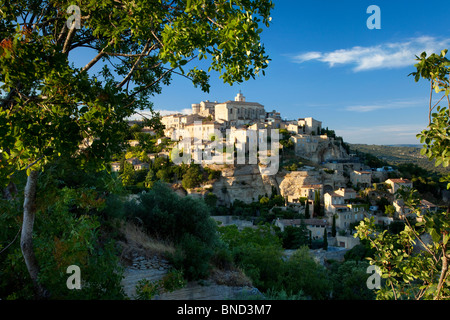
[69,0,450,145]
[145,0,450,145]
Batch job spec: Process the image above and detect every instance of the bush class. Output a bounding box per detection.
[0,188,125,300]
[169,234,214,280]
[134,269,186,300]
[182,165,203,189]
[128,182,218,246]
[328,260,375,300]
[279,247,331,300]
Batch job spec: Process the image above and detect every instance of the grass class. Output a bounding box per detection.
[118,220,176,262]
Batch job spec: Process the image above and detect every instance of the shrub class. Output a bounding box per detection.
[182,165,203,189]
[169,234,214,280]
[134,269,186,300]
[0,188,125,300]
[128,182,218,246]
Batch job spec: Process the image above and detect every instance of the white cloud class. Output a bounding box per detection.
[155,108,192,116]
[292,36,450,72]
[127,108,191,120]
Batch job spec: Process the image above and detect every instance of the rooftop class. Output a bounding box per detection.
[387,178,412,184]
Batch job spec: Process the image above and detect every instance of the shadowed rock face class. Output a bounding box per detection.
[201,165,347,207]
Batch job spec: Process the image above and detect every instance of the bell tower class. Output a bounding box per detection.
[234,90,245,102]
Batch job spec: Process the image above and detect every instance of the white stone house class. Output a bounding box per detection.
[350,170,372,188]
[297,117,322,135]
[111,162,121,172]
[385,178,413,194]
[299,184,323,201]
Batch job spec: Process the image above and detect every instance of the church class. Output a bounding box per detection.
[191,92,266,123]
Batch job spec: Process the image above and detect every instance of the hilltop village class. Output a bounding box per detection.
[113,93,441,251]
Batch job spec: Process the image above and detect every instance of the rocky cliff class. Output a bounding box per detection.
[195,164,348,206]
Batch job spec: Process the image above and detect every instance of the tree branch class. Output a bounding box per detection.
[116,41,155,89]
[62,24,76,54]
[81,39,115,73]
[435,245,449,300]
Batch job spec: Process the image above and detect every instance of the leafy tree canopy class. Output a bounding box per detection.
[0,0,274,183]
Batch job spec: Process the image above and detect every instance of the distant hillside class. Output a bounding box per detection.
[349,144,448,175]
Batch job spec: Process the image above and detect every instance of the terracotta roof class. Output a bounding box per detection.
[327,192,344,197]
[221,100,264,107]
[387,178,412,184]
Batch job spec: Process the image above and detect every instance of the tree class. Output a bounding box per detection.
[331,215,336,237]
[281,225,309,250]
[144,168,156,189]
[0,0,274,298]
[305,201,310,219]
[411,49,450,188]
[120,161,136,186]
[323,228,328,251]
[314,190,322,217]
[182,165,202,189]
[354,50,450,300]
[384,204,396,218]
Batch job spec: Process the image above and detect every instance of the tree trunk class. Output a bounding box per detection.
[20,169,49,299]
[435,254,448,300]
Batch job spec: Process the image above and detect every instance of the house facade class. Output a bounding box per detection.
[385,178,413,194]
[350,170,372,188]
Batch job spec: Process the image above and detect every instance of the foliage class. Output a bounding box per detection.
[314,190,322,217]
[218,225,331,298]
[170,233,214,280]
[0,0,274,184]
[279,225,309,250]
[218,224,283,291]
[305,201,310,219]
[355,187,450,300]
[352,51,450,300]
[181,164,203,189]
[134,269,186,300]
[331,215,336,237]
[328,260,376,300]
[0,187,125,299]
[280,247,331,300]
[0,0,274,298]
[344,243,375,262]
[127,182,217,246]
[323,228,328,250]
[204,192,218,208]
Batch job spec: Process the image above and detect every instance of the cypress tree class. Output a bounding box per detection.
[305,201,310,219]
[332,215,336,237]
[314,190,321,217]
[323,228,328,251]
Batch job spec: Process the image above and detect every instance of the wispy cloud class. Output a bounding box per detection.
[127,108,191,120]
[292,36,450,72]
[343,98,427,113]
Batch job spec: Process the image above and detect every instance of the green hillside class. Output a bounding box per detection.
[349,144,449,175]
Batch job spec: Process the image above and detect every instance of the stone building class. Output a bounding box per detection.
[297,117,322,135]
[191,92,266,123]
[350,170,372,188]
[385,178,413,194]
